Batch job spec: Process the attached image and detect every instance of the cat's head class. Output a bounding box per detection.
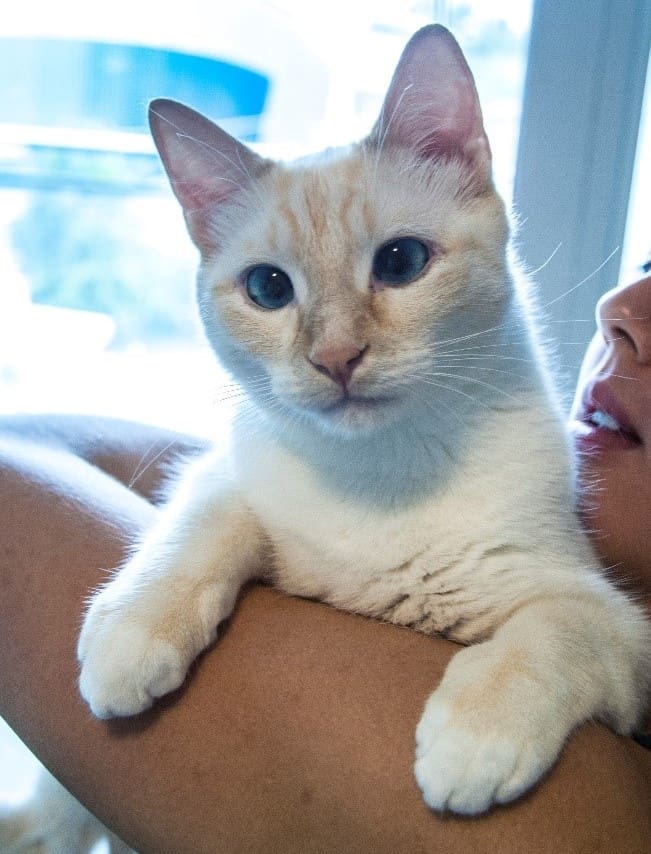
[149,25,512,438]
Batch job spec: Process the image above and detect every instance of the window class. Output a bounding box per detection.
[513,0,651,392]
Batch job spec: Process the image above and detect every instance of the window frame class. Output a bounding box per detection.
[514,0,651,393]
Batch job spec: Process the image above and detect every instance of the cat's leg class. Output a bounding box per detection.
[78,450,267,719]
[414,582,650,814]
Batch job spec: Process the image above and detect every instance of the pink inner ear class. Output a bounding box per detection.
[149,99,266,212]
[371,25,490,178]
[149,99,268,250]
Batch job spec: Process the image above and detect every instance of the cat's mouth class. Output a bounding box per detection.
[321,393,393,414]
[312,392,399,433]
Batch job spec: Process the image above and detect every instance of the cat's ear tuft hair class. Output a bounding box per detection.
[148,99,268,250]
[369,25,491,185]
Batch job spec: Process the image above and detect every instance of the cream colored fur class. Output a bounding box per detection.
[78,26,650,815]
[5,26,649,847]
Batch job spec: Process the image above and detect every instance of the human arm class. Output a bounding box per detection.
[0,423,649,853]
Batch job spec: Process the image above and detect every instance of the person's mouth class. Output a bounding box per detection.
[573,382,642,451]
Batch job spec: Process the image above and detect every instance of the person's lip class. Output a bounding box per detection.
[572,381,642,452]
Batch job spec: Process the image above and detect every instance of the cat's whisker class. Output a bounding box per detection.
[402,373,497,410]
[128,439,179,491]
[525,242,563,277]
[541,247,620,311]
[417,372,522,402]
[414,386,476,433]
[430,352,536,364]
[213,381,269,403]
[174,131,254,184]
[371,83,416,172]
[429,287,607,353]
[431,318,525,350]
[419,364,530,382]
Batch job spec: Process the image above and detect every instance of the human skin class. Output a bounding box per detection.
[0,414,649,853]
[570,271,651,606]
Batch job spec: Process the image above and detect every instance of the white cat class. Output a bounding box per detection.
[78,24,650,815]
[6,26,647,846]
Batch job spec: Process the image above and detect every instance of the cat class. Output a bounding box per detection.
[5,27,647,847]
[75,24,651,816]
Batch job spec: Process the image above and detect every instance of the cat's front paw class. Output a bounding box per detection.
[78,594,190,719]
[414,702,552,814]
[414,645,565,814]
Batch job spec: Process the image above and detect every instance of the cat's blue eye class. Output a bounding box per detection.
[372,238,430,287]
[245,265,294,309]
[641,257,651,274]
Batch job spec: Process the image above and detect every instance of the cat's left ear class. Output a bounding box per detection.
[369,25,491,185]
[148,99,269,251]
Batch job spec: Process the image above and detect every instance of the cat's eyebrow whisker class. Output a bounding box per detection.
[540,246,620,311]
[372,83,414,170]
[175,132,253,183]
[172,131,268,208]
[526,242,563,277]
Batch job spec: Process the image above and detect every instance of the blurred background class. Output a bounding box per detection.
[0,0,650,825]
[0,1,649,433]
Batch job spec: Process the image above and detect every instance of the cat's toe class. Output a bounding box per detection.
[414,700,552,814]
[414,723,517,814]
[78,622,186,719]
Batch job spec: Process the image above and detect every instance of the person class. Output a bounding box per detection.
[0,268,649,853]
[570,265,651,602]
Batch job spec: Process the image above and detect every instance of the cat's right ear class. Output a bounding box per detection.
[368,25,491,186]
[148,99,268,251]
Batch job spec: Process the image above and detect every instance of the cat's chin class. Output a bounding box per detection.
[306,395,399,438]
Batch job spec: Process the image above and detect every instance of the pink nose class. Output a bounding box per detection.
[309,343,368,389]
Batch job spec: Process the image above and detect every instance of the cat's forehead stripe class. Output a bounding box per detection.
[303,172,329,243]
[277,198,301,250]
[266,154,376,256]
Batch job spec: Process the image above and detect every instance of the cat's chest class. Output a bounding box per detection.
[236,438,425,563]
[232,433,471,605]
[231,436,502,640]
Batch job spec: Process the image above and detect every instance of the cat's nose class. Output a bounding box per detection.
[309,343,368,389]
